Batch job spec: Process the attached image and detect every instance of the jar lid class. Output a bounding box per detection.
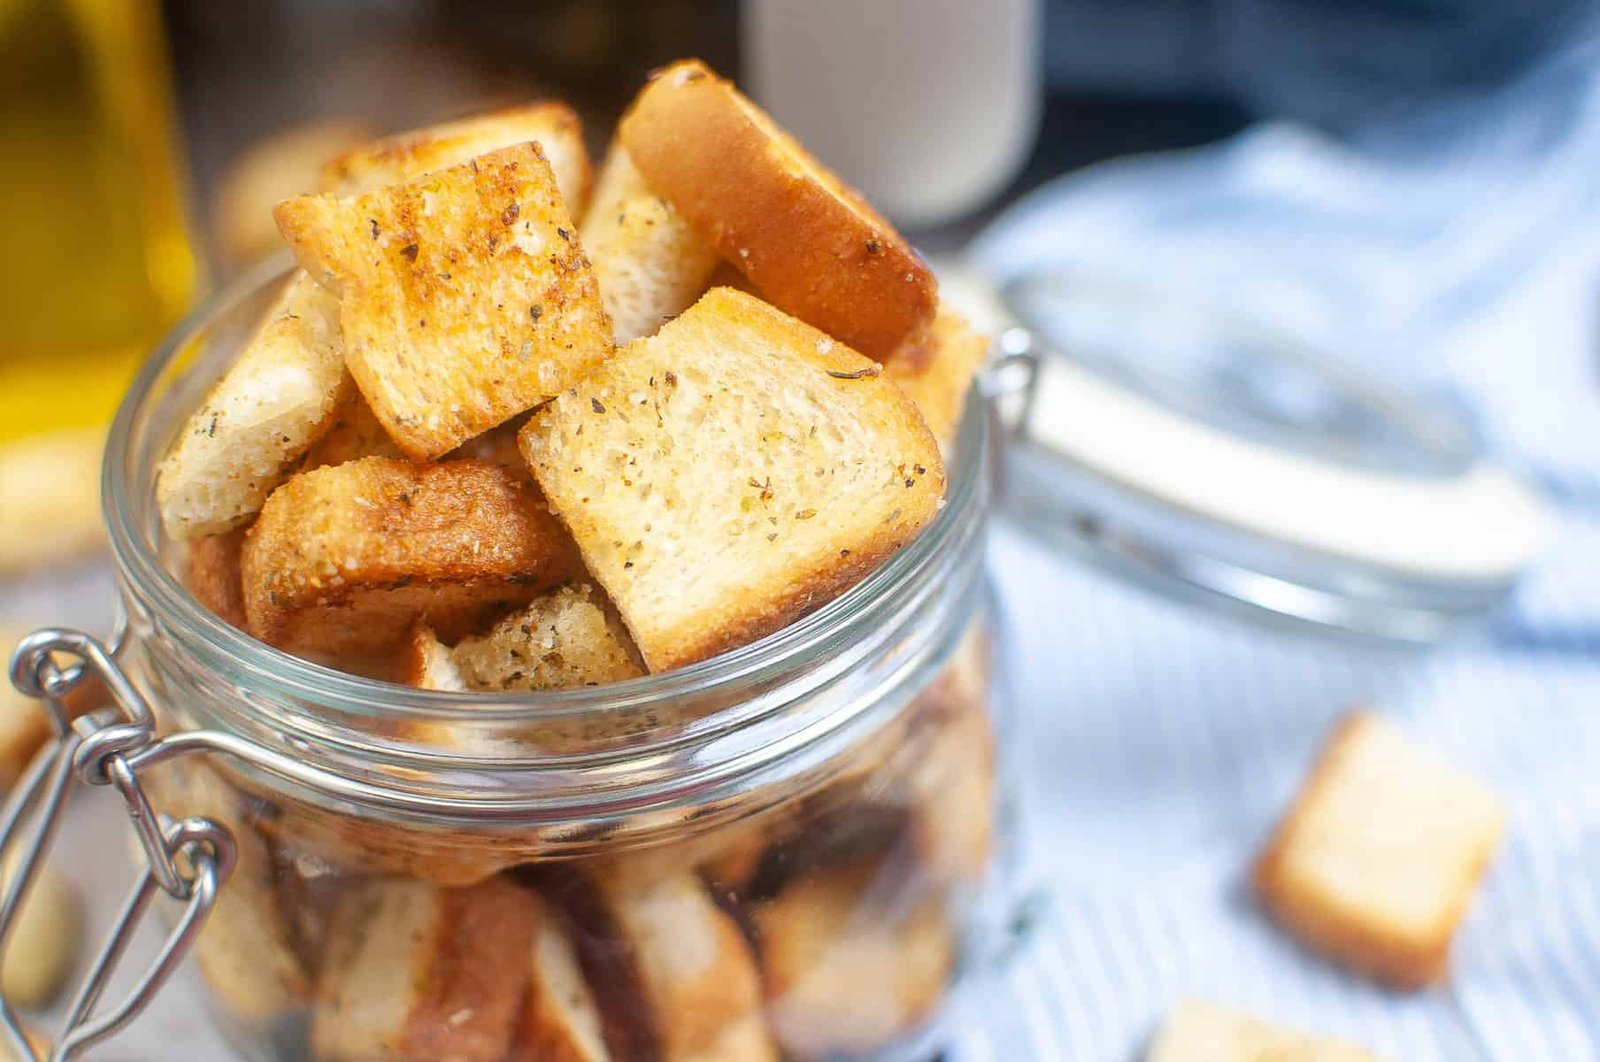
[951,266,1549,643]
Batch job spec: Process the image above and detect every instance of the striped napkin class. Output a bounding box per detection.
[951,27,1600,1061]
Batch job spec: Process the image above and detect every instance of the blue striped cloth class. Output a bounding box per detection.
[950,27,1600,1062]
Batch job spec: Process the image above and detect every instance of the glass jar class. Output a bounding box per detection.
[7,262,1012,1062]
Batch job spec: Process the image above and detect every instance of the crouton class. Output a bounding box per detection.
[554,868,772,1060]
[884,301,990,451]
[186,527,249,629]
[1254,710,1506,990]
[0,427,106,575]
[521,287,945,672]
[397,624,467,691]
[1147,1000,1379,1062]
[311,876,539,1062]
[450,583,643,691]
[321,101,593,217]
[754,859,955,1059]
[619,60,936,359]
[297,388,404,471]
[276,144,613,460]
[583,142,719,343]
[241,457,580,655]
[904,681,996,886]
[143,762,310,1023]
[213,119,374,269]
[156,272,349,539]
[514,891,612,1061]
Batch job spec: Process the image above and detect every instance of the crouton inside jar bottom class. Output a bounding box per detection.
[135,625,1005,1062]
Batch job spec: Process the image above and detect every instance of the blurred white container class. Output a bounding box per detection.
[743,0,1042,228]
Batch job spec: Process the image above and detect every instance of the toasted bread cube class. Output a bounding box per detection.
[143,762,310,1022]
[242,457,580,655]
[157,273,349,538]
[583,142,719,344]
[276,144,613,459]
[450,583,643,691]
[213,119,374,269]
[884,302,990,451]
[1147,1000,1380,1062]
[0,426,106,574]
[1254,711,1506,989]
[321,101,593,217]
[521,287,945,672]
[514,892,612,1061]
[186,527,249,629]
[311,876,539,1062]
[619,60,936,359]
[563,869,772,1060]
[298,388,405,471]
[905,680,996,886]
[397,624,468,691]
[754,860,955,1059]
[687,1013,779,1062]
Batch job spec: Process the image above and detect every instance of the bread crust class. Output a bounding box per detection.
[186,528,250,629]
[1253,711,1506,990]
[619,60,935,360]
[276,143,612,460]
[321,100,593,217]
[241,457,580,654]
[884,301,990,451]
[521,287,945,673]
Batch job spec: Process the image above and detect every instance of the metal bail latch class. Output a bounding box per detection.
[2,628,237,1061]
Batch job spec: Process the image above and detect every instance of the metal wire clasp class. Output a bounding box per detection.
[2,628,237,1061]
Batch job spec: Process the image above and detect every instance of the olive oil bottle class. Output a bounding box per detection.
[0,0,196,443]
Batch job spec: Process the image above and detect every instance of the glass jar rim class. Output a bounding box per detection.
[103,260,990,734]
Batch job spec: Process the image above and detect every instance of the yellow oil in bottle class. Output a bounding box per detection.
[0,0,197,444]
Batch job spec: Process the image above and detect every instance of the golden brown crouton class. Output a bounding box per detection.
[582,142,719,344]
[552,868,773,1060]
[884,301,991,451]
[156,272,350,538]
[311,876,539,1062]
[619,60,936,359]
[186,527,250,629]
[1254,710,1506,990]
[241,457,580,655]
[396,623,468,691]
[450,584,643,691]
[321,101,593,218]
[212,119,374,269]
[0,427,106,574]
[514,891,613,1061]
[1147,1000,1380,1062]
[276,144,613,460]
[753,859,955,1059]
[297,388,404,471]
[521,287,945,672]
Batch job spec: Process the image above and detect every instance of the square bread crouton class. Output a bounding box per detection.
[884,301,991,452]
[141,762,310,1024]
[241,457,580,655]
[753,859,955,1060]
[514,890,612,1061]
[550,868,774,1061]
[320,101,594,217]
[397,623,468,691]
[449,583,643,690]
[156,272,350,538]
[619,60,936,360]
[582,142,719,344]
[1147,1000,1379,1062]
[275,143,613,460]
[1254,710,1506,990]
[520,286,946,672]
[297,388,404,471]
[186,527,249,629]
[311,876,539,1062]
